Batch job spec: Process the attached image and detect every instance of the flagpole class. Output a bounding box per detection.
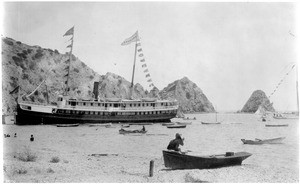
[65,29,74,95]
[130,39,138,99]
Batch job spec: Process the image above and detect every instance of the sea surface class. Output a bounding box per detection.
[3,113,299,182]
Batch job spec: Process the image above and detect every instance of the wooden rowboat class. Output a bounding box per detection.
[166,125,186,129]
[162,150,252,169]
[265,124,288,127]
[176,122,192,125]
[56,124,79,127]
[241,137,285,145]
[119,128,147,134]
[201,122,221,125]
[161,122,175,126]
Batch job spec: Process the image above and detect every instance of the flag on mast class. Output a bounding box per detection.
[121,31,140,45]
[63,26,74,37]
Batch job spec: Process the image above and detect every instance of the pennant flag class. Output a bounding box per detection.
[138,48,143,52]
[121,31,140,45]
[64,73,69,77]
[149,84,154,87]
[136,43,141,47]
[67,44,72,48]
[64,66,69,71]
[138,54,144,57]
[65,81,68,84]
[140,59,145,62]
[64,59,70,64]
[147,79,152,82]
[63,26,74,37]
[144,69,149,73]
[142,64,147,68]
[146,74,150,78]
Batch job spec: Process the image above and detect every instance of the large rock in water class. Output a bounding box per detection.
[241,90,275,113]
[159,77,215,113]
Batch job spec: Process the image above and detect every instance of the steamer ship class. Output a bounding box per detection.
[16,28,178,125]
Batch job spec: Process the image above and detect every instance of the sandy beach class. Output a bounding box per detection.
[2,113,299,183]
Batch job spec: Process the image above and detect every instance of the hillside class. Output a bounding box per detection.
[2,37,215,115]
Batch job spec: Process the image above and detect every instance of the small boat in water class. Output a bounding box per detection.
[176,122,192,125]
[57,124,79,127]
[201,122,221,125]
[166,125,186,128]
[241,137,285,145]
[161,122,175,126]
[119,128,147,134]
[162,150,252,169]
[265,124,288,127]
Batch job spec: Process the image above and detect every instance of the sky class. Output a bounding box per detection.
[1,2,299,112]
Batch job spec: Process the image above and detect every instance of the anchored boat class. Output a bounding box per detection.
[16,29,178,125]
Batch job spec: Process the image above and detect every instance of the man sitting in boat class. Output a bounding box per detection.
[167,133,184,153]
[141,126,145,131]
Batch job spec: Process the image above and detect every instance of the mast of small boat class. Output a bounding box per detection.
[130,39,138,99]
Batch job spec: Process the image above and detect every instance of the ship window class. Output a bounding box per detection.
[114,104,118,108]
[91,103,93,106]
[83,102,86,106]
[98,103,100,106]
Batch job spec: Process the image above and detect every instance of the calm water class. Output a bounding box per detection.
[3,113,299,176]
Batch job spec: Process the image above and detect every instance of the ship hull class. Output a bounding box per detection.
[16,105,176,125]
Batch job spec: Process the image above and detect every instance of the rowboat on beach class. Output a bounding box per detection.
[56,124,79,127]
[166,125,186,128]
[265,124,288,127]
[241,137,285,145]
[176,122,192,125]
[161,122,175,126]
[162,150,252,169]
[201,122,221,125]
[119,128,147,134]
[121,124,130,128]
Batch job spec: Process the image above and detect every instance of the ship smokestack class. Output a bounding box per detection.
[93,82,99,101]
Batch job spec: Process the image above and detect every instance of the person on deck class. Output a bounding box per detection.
[142,126,145,131]
[167,133,184,152]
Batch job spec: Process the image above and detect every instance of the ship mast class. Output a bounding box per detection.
[130,40,138,99]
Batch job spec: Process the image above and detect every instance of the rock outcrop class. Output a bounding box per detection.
[2,37,215,115]
[241,90,275,113]
[159,77,215,113]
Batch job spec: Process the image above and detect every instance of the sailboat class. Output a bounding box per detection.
[271,63,299,120]
[201,111,222,125]
[15,29,178,125]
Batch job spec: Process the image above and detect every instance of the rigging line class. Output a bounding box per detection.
[268,64,296,99]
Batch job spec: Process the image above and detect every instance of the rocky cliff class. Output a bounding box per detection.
[2,37,215,115]
[159,77,215,113]
[241,90,275,113]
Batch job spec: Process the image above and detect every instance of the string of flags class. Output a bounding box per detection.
[121,31,155,88]
[268,64,295,99]
[63,26,74,92]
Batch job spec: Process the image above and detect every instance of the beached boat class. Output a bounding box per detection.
[265,124,288,127]
[15,29,178,125]
[162,150,252,169]
[128,123,154,125]
[166,125,186,128]
[119,128,147,134]
[176,122,192,125]
[241,137,285,145]
[161,122,175,126]
[201,122,221,125]
[56,124,79,127]
[121,124,130,128]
